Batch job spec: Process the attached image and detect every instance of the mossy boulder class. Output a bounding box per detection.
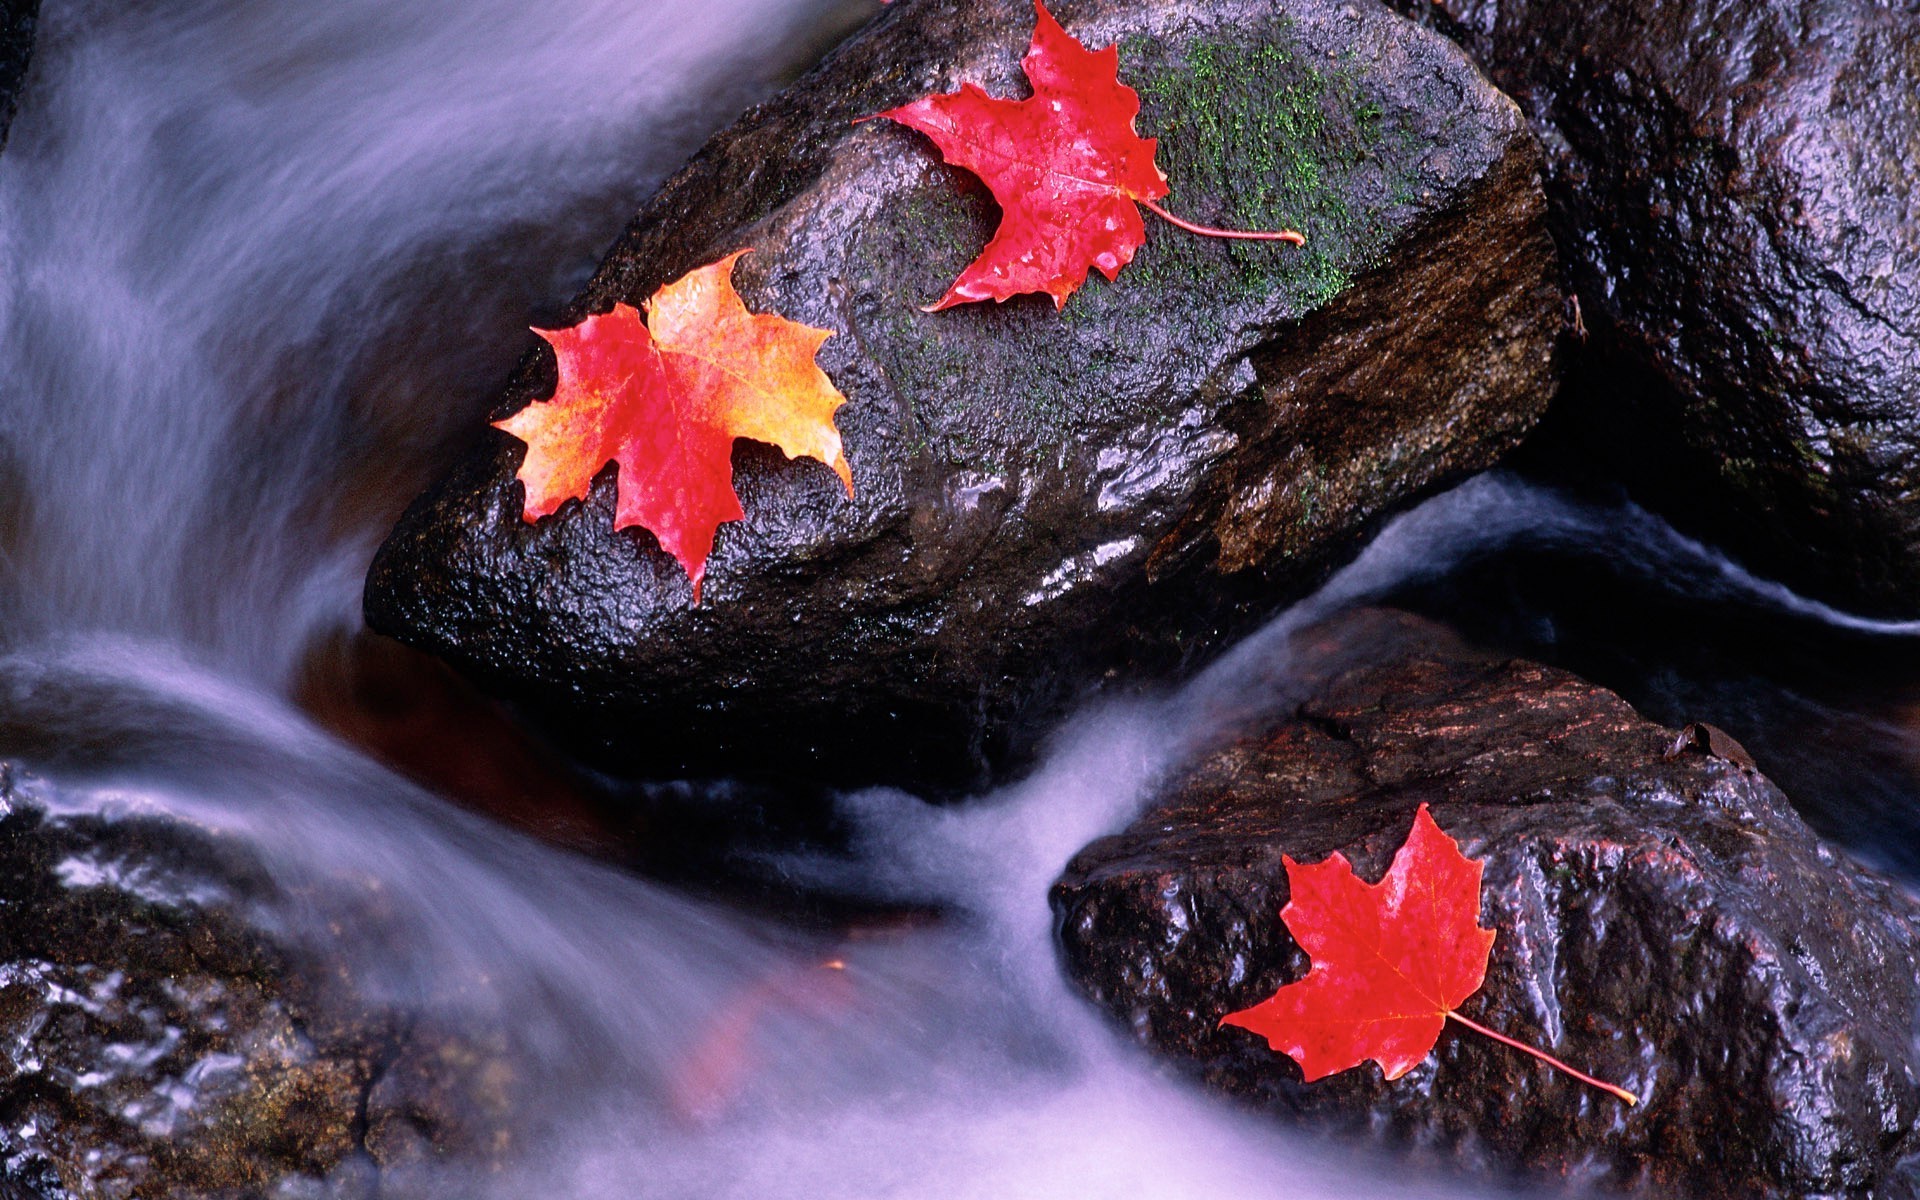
[1387,0,1920,613]
[366,0,1562,792]
[0,768,513,1199]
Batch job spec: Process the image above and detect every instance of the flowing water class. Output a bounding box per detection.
[1,3,1915,1198]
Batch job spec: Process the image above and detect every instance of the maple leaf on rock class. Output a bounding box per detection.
[870,0,1305,310]
[494,251,852,604]
[872,1,1167,309]
[1222,804,1637,1104]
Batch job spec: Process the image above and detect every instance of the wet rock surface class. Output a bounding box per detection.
[1385,0,1920,613]
[0,769,513,1200]
[1052,608,1920,1198]
[366,0,1562,792]
[0,0,32,151]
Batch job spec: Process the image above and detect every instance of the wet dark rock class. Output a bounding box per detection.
[365,0,1562,792]
[1052,608,1920,1198]
[1384,0,1920,613]
[0,0,33,152]
[0,768,513,1200]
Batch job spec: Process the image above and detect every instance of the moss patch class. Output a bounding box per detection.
[845,18,1430,471]
[1124,29,1419,306]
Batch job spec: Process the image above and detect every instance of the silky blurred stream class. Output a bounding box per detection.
[0,2,1914,1197]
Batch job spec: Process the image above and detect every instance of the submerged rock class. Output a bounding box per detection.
[1052,608,1920,1198]
[0,0,32,151]
[366,0,1562,792]
[1386,0,1920,613]
[0,768,512,1200]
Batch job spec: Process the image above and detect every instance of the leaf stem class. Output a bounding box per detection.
[1444,1010,1638,1106]
[1140,199,1306,245]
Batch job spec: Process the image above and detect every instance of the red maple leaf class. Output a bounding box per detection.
[493,251,852,603]
[870,0,1304,310]
[1221,804,1637,1103]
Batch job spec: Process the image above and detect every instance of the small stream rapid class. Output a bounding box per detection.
[1,3,1914,1197]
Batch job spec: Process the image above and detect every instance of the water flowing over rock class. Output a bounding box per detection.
[1051,609,1920,1198]
[0,769,513,1200]
[1385,0,1920,614]
[365,0,1562,792]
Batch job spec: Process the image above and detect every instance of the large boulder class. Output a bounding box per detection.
[1386,0,1920,613]
[1052,608,1920,1198]
[365,0,1563,792]
[0,769,512,1199]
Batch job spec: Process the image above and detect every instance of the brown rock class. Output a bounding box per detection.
[0,768,515,1200]
[1052,608,1920,1198]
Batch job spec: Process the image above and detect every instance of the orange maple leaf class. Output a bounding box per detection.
[1221,804,1637,1103]
[494,251,852,603]
[870,0,1303,310]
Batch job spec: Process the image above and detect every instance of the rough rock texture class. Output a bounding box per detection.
[0,0,32,151]
[366,0,1562,792]
[1385,0,1920,613]
[0,768,513,1200]
[1052,609,1920,1198]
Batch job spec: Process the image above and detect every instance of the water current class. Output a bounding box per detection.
[1,3,1914,1196]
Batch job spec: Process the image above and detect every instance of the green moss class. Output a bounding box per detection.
[892,179,982,270]
[1123,29,1414,303]
[844,20,1431,472]
[1716,454,1765,496]
[1295,461,1325,532]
